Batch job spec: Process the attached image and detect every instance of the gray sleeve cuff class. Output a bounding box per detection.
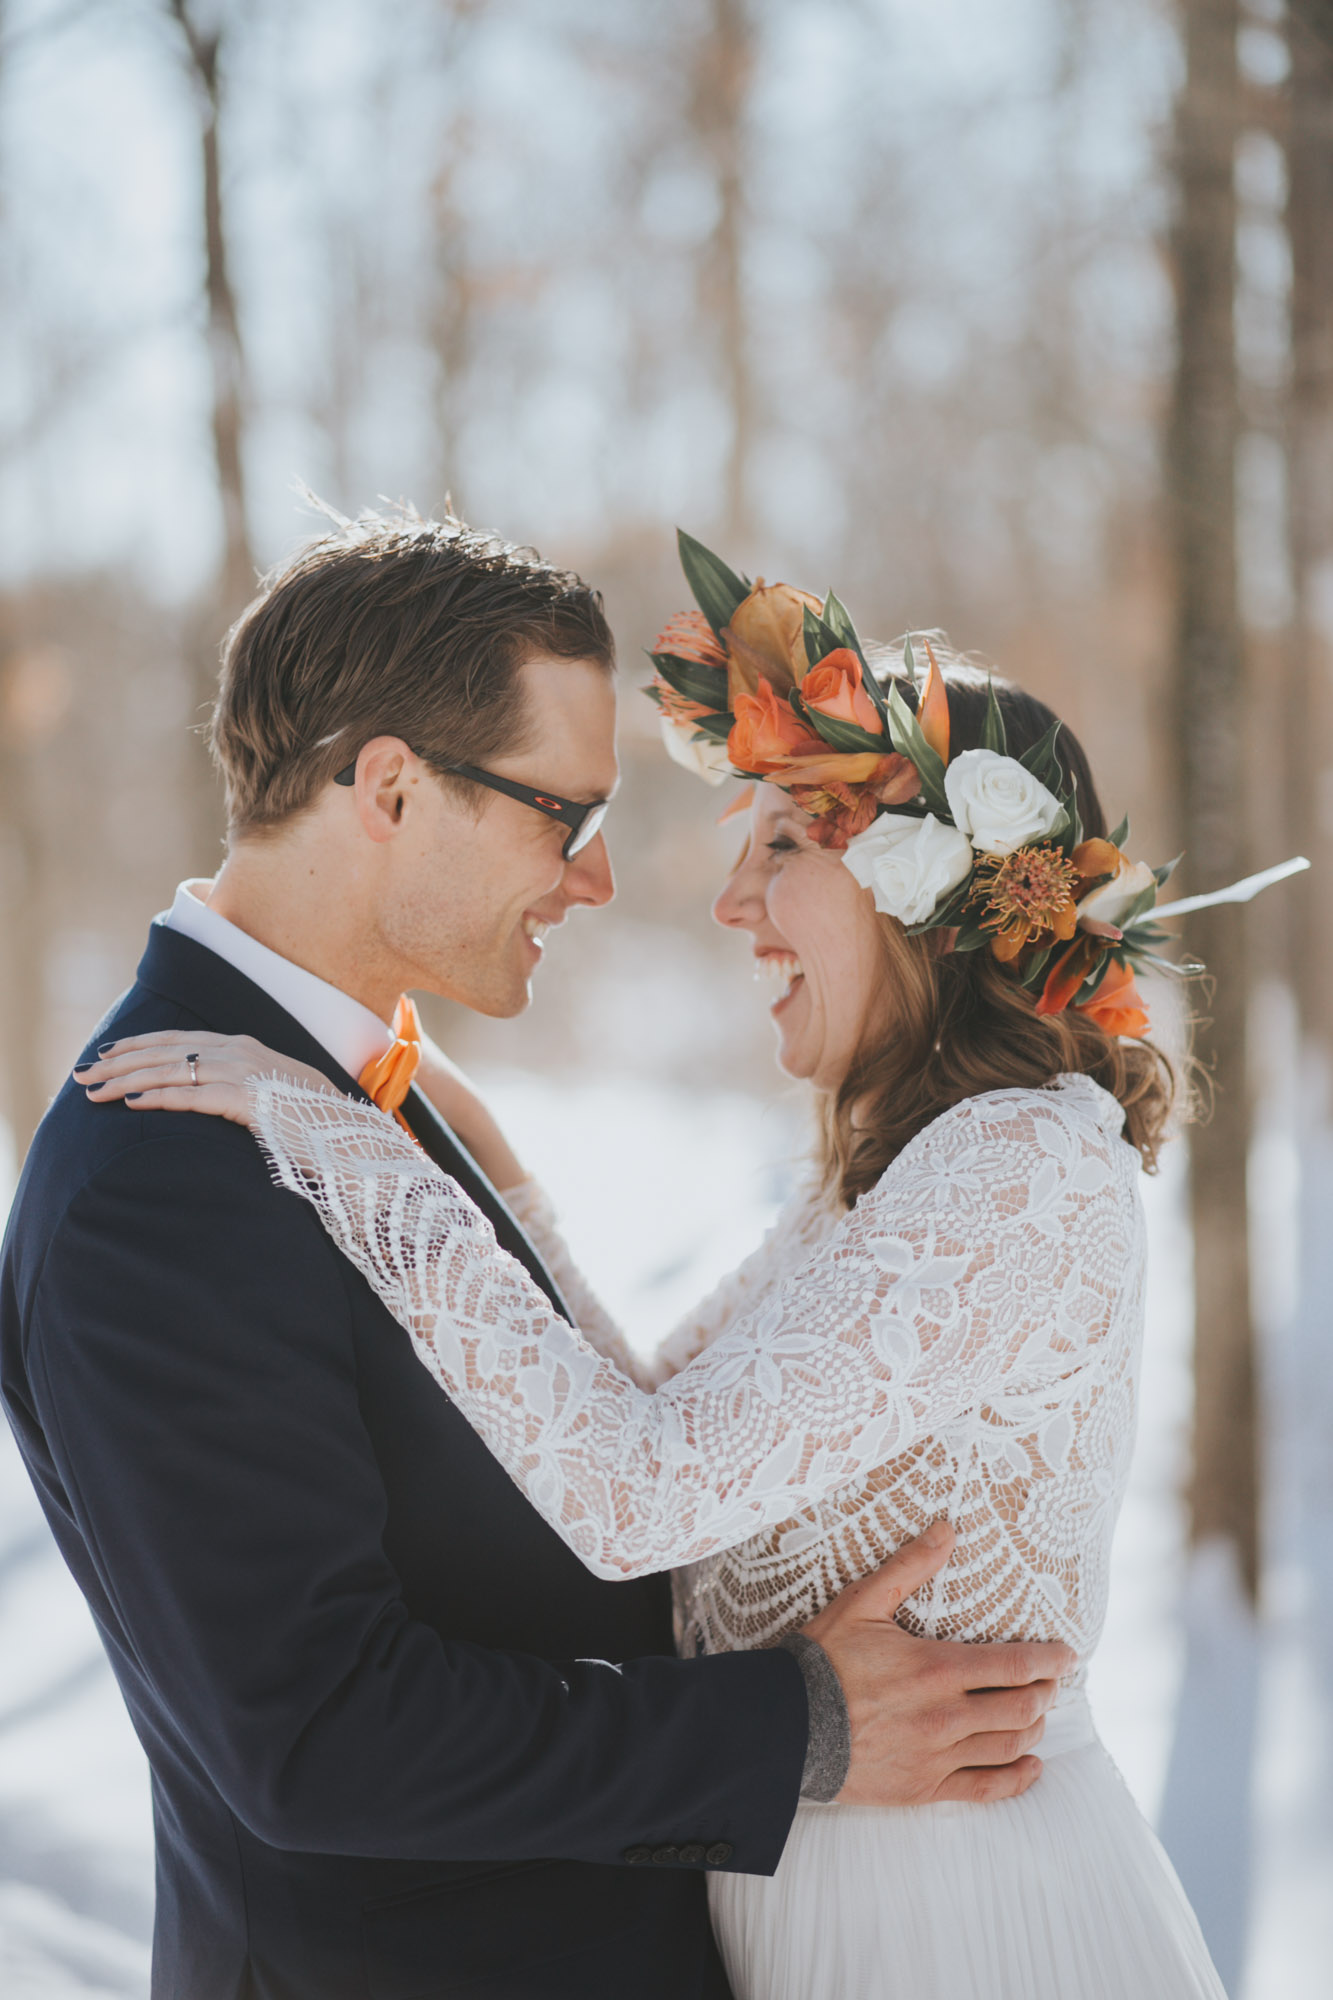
[774,1632,851,1803]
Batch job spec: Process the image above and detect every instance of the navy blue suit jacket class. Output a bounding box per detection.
[0,924,807,1998]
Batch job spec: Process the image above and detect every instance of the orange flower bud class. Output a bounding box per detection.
[800,649,884,736]
[918,641,951,764]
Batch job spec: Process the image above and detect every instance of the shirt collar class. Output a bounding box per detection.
[158,880,394,1083]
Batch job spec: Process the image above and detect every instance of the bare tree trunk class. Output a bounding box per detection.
[1168,0,1258,1598]
[1284,0,1333,1054]
[430,122,475,511]
[170,0,254,870]
[692,0,754,543]
[1157,17,1260,1971]
[424,2,485,513]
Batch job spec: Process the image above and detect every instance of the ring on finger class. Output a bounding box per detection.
[186,1052,200,1088]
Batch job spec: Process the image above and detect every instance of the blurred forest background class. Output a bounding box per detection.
[1,0,1331,1993]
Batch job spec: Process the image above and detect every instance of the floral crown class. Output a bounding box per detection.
[647,531,1308,1041]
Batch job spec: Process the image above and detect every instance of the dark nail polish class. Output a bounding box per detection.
[73,1064,93,1076]
[125,1092,142,1101]
[98,1043,116,1057]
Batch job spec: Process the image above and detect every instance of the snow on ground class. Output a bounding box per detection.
[0,1439,153,1995]
[0,1074,1329,1993]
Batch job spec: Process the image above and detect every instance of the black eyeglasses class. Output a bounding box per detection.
[334,754,609,860]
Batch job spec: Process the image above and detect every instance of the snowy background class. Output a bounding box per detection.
[0,0,1330,1990]
[2,1062,1332,1997]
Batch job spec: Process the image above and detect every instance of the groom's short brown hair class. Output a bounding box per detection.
[210,506,615,837]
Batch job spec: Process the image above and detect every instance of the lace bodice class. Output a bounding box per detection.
[249,1074,1145,1676]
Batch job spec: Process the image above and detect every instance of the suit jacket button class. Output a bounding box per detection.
[705,1841,734,1866]
[678,1843,706,1865]
[651,1844,680,1865]
[623,1845,652,1865]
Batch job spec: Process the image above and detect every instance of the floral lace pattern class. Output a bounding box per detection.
[502,1177,839,1393]
[250,1073,1144,1679]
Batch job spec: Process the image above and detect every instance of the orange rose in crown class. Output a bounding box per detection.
[725,668,920,847]
[726,679,824,774]
[800,649,883,735]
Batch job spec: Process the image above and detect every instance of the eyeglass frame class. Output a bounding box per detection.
[333,751,609,860]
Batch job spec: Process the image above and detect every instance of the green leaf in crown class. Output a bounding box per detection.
[676,529,750,639]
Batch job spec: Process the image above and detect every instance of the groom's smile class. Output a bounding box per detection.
[201,651,619,1030]
[386,650,621,1020]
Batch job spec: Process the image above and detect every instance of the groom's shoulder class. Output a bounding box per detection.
[7,981,276,1291]
[33,978,234,1164]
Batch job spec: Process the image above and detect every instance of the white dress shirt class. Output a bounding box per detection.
[160,880,394,1082]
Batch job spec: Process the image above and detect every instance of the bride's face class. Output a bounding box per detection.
[713,787,891,1091]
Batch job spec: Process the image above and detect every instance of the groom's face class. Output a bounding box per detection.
[375,654,618,1017]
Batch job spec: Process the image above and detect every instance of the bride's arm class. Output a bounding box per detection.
[75,1027,783,1394]
[502,1177,812,1390]
[412,1038,768,1389]
[245,1076,1125,1582]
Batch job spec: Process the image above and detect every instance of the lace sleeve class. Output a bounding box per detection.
[249,1077,1133,1582]
[503,1177,822,1388]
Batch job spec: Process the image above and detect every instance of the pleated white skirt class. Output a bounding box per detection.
[709,1701,1226,2000]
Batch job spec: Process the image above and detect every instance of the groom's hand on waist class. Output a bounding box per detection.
[791,1521,1076,1807]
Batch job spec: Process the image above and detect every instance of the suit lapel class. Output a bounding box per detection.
[134,923,575,1321]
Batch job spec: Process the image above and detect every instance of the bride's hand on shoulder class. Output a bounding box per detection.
[73,1032,332,1130]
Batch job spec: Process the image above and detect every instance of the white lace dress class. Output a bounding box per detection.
[248,1072,1224,2000]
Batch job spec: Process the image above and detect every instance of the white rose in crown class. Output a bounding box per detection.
[1077,855,1158,931]
[659,716,733,787]
[943,749,1066,856]
[842,812,975,926]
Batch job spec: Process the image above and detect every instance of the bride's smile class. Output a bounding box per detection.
[716,786,893,1093]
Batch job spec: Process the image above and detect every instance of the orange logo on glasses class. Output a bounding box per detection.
[533,796,565,812]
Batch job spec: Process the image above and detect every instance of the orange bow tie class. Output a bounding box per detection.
[359,995,422,1133]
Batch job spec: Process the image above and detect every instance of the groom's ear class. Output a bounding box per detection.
[340,738,425,843]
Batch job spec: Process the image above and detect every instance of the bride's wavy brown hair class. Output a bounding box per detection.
[820,651,1183,1211]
